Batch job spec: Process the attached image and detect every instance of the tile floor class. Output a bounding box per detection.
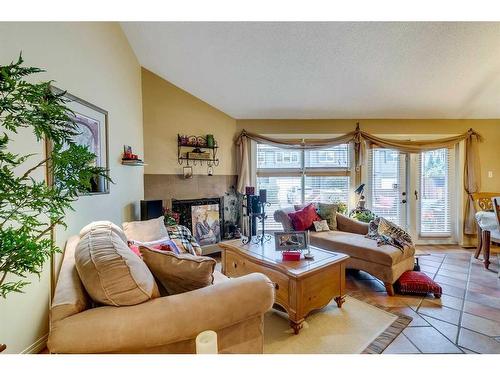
[345,246,500,354]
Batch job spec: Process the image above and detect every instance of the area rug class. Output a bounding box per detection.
[263,295,411,354]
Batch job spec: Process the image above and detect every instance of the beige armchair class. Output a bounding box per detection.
[48,236,275,354]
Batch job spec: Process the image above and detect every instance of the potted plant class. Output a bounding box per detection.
[0,55,109,298]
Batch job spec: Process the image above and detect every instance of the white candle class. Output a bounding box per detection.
[195,330,218,354]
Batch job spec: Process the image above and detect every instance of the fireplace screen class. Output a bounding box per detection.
[191,204,221,246]
[172,197,224,247]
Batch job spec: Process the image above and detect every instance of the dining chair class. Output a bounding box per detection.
[474,196,500,270]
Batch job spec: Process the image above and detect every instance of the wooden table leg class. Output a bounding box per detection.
[482,230,491,269]
[474,224,483,259]
[334,295,346,308]
[384,282,395,296]
[290,320,304,335]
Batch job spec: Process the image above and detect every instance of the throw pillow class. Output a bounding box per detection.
[75,223,160,306]
[288,203,322,231]
[317,203,339,230]
[313,219,330,232]
[140,246,216,295]
[122,216,169,243]
[166,225,203,256]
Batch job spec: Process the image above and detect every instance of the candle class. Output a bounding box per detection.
[245,186,255,196]
[259,189,267,203]
[195,330,218,354]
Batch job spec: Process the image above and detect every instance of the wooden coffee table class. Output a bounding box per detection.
[219,239,349,334]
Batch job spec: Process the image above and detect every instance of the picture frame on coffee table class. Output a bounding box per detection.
[274,231,308,251]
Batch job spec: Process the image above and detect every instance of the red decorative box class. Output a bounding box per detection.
[396,270,442,298]
[282,251,301,261]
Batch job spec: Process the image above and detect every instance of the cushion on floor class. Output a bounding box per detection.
[396,270,442,298]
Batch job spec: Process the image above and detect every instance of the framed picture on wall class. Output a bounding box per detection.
[47,87,110,195]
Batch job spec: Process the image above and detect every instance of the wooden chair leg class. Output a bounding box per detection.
[474,224,482,259]
[384,282,395,296]
[482,230,491,269]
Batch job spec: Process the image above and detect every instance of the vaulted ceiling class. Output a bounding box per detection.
[121,22,500,119]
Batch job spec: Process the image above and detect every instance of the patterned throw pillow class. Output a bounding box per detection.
[166,225,203,256]
[313,219,330,232]
[317,203,339,230]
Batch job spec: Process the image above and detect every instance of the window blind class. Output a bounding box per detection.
[418,148,453,237]
[367,148,407,228]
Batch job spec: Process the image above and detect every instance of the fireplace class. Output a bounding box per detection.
[172,197,224,246]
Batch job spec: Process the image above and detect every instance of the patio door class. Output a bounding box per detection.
[367,149,408,229]
[367,147,457,243]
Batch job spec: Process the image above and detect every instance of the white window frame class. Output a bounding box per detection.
[251,134,357,230]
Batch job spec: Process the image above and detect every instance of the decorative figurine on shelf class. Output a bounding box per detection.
[242,188,272,245]
[206,134,214,148]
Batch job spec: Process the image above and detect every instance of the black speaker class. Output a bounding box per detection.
[140,200,163,221]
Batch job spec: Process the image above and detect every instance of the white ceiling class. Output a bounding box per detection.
[121,22,500,119]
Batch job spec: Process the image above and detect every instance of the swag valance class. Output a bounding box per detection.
[235,124,483,235]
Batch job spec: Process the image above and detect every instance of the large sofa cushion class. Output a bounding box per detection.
[140,246,216,295]
[75,225,160,306]
[79,221,128,243]
[310,230,414,266]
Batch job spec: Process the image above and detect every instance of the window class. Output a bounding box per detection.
[256,144,351,230]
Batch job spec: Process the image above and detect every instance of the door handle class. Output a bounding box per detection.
[414,190,418,200]
[401,199,407,204]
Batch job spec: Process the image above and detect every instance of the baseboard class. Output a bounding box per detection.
[21,333,48,354]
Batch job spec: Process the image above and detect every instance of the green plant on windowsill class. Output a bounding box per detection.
[0,55,110,298]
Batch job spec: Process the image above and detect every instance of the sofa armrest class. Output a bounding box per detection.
[336,213,369,235]
[48,272,274,353]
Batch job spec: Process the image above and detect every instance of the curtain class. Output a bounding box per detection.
[235,125,482,235]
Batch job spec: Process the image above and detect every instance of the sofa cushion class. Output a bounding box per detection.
[288,204,322,231]
[123,216,169,243]
[75,225,160,306]
[317,203,339,230]
[140,246,216,295]
[310,230,415,266]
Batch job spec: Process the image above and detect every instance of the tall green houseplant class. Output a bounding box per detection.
[0,55,109,297]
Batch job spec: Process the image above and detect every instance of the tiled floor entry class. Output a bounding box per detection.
[345,247,500,354]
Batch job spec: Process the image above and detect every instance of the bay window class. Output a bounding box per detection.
[255,143,352,230]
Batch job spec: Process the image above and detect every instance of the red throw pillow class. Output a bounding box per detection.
[288,204,322,231]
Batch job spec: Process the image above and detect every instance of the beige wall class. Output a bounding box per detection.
[0,22,144,353]
[236,119,500,192]
[142,68,237,176]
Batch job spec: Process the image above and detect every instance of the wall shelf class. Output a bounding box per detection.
[122,161,147,166]
[177,134,219,166]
